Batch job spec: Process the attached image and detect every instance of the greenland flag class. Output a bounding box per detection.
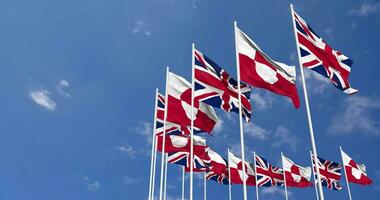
[167,72,218,134]
[236,27,300,108]
[228,151,256,186]
[156,134,207,154]
[341,149,373,185]
[282,154,312,188]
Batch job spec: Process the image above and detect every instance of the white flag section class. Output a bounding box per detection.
[228,151,256,185]
[282,154,312,188]
[167,71,218,134]
[341,148,373,185]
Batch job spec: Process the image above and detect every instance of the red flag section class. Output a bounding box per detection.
[341,149,373,185]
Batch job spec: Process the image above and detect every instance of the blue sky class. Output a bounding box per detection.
[1,0,380,199]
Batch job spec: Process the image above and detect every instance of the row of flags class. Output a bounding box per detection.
[148,5,368,200]
[156,132,373,189]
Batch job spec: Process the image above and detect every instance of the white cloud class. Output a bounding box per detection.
[56,79,71,97]
[328,96,380,135]
[250,92,275,111]
[136,121,153,143]
[272,126,298,152]
[83,176,100,191]
[213,118,224,135]
[350,1,380,16]
[132,19,152,37]
[29,89,57,111]
[261,187,292,198]
[115,144,137,158]
[123,176,139,185]
[302,69,330,94]
[244,122,270,140]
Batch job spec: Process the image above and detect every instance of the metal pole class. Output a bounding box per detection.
[163,153,168,200]
[234,20,248,200]
[204,172,207,200]
[148,88,158,200]
[289,4,324,200]
[228,148,232,200]
[310,151,320,200]
[190,43,195,200]
[159,67,170,200]
[182,166,185,200]
[253,152,259,200]
[340,146,353,200]
[281,153,289,200]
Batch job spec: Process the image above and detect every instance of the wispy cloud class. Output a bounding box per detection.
[244,122,270,140]
[250,91,275,111]
[56,79,71,97]
[136,121,153,143]
[349,1,380,16]
[328,96,380,135]
[261,187,292,199]
[29,89,57,111]
[115,144,137,158]
[302,69,331,94]
[123,176,139,185]
[272,126,298,152]
[83,176,100,191]
[132,19,152,37]
[213,118,224,135]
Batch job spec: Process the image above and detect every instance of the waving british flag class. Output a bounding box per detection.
[194,49,252,122]
[293,9,358,94]
[206,170,229,185]
[311,154,343,190]
[155,93,182,136]
[168,150,210,172]
[254,154,284,187]
[205,148,230,185]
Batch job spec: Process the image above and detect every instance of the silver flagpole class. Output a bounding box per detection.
[149,89,159,200]
[182,166,185,200]
[253,152,259,200]
[289,4,325,200]
[190,43,195,200]
[310,151,320,200]
[281,153,289,200]
[233,20,248,200]
[340,146,353,200]
[163,153,168,200]
[204,172,207,200]
[228,148,232,200]
[159,67,170,200]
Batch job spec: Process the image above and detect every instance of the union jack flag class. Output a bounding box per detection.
[194,49,252,122]
[206,170,229,185]
[167,150,210,172]
[311,154,343,190]
[293,9,358,94]
[255,154,284,187]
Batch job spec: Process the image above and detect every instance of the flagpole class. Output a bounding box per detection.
[148,88,159,200]
[190,43,195,200]
[310,151,320,200]
[253,152,259,200]
[204,172,207,200]
[159,67,170,200]
[152,134,158,200]
[182,166,185,200]
[228,148,232,200]
[164,153,168,200]
[234,20,248,200]
[340,146,353,200]
[281,153,289,200]
[289,4,325,200]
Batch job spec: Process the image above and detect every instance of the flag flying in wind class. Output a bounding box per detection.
[311,154,343,190]
[167,72,218,134]
[194,48,252,122]
[228,151,256,186]
[156,134,206,154]
[341,149,373,185]
[205,148,229,185]
[155,92,182,136]
[236,27,300,108]
[282,154,312,188]
[293,10,358,94]
[255,154,284,187]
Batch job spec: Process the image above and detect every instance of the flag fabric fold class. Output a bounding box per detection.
[311,154,343,190]
[293,10,358,94]
[236,27,301,108]
[167,72,218,134]
[282,155,312,188]
[341,149,373,185]
[194,48,252,121]
[205,148,230,185]
[228,151,256,186]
